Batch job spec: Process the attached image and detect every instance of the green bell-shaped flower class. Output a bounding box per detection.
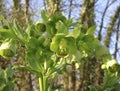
[50,33,76,57]
[35,21,46,32]
[0,39,16,58]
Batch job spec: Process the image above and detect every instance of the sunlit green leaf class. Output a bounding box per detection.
[95,45,108,58]
[56,21,68,34]
[66,26,80,39]
[41,10,48,22]
[0,29,15,39]
[50,13,66,23]
[86,25,96,35]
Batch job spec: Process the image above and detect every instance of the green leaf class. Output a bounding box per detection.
[0,78,5,83]
[95,45,108,58]
[25,54,44,73]
[27,37,39,48]
[5,67,13,77]
[65,18,77,27]
[56,21,68,34]
[86,25,96,35]
[43,39,50,48]
[0,29,15,39]
[41,10,48,22]
[66,26,80,39]
[38,36,45,45]
[13,20,26,42]
[47,22,57,36]
[13,65,42,77]
[50,13,66,23]
[3,82,14,91]
[66,37,76,54]
[25,22,33,36]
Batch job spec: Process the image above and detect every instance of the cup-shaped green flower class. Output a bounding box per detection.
[50,33,76,57]
[0,39,16,58]
[35,21,46,32]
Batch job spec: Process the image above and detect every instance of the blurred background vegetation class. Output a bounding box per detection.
[0,0,120,91]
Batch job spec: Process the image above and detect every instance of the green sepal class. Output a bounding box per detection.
[66,26,81,39]
[0,39,16,58]
[50,33,65,52]
[35,21,46,32]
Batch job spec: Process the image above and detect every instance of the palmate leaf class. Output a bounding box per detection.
[13,20,27,42]
[25,54,44,74]
[7,21,26,44]
[13,65,42,77]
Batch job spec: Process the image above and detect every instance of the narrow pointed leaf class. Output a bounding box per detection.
[41,10,48,22]
[86,25,96,35]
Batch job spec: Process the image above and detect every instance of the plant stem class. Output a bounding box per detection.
[39,77,43,91]
[39,75,47,91]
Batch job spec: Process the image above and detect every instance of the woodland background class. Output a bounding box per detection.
[0,0,120,91]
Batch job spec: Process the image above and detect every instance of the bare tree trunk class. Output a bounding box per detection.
[24,0,30,24]
[12,0,32,91]
[113,7,120,59]
[45,0,61,17]
[79,0,95,28]
[68,0,73,19]
[12,0,25,26]
[78,0,104,91]
[104,6,120,48]
[0,0,3,14]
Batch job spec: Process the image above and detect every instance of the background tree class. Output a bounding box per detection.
[0,0,120,91]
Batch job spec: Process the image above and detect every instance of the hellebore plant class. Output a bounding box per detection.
[0,11,109,91]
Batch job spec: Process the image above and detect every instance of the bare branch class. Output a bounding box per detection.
[98,0,116,40]
[68,0,73,18]
[113,13,120,59]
